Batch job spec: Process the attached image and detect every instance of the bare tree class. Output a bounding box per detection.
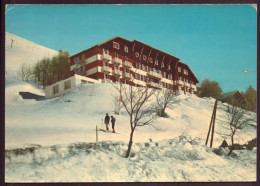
[218,100,253,156]
[156,89,179,117]
[16,63,33,82]
[113,82,159,158]
[113,95,124,115]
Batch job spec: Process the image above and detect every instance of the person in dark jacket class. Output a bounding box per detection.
[111,115,116,133]
[104,113,110,131]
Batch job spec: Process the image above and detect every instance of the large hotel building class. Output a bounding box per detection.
[69,36,199,94]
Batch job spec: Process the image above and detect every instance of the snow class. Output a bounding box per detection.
[5,32,257,182]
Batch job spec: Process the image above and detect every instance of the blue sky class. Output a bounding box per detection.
[6,4,257,92]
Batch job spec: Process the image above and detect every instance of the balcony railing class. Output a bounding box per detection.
[101,54,112,62]
[147,71,162,79]
[113,57,122,65]
[177,80,184,85]
[122,61,132,68]
[146,81,162,89]
[191,84,197,89]
[113,69,122,76]
[123,72,132,79]
[102,66,112,74]
[184,81,189,87]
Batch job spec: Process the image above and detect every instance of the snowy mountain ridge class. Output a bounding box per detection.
[5,33,257,182]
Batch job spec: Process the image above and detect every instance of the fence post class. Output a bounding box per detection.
[96,125,98,142]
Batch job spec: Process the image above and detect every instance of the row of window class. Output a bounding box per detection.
[52,80,71,95]
[135,63,173,79]
[104,46,189,76]
[113,41,129,53]
[178,77,193,84]
[135,52,171,69]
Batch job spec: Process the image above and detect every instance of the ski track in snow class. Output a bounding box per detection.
[5,32,257,182]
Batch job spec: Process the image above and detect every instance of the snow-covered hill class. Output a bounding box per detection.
[5,33,257,182]
[5,32,58,81]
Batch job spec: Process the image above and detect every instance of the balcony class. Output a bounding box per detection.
[102,66,112,74]
[122,61,132,68]
[184,81,189,87]
[123,72,132,79]
[113,57,122,65]
[113,69,122,76]
[177,80,184,85]
[191,84,197,90]
[147,71,162,79]
[146,81,162,89]
[101,54,112,62]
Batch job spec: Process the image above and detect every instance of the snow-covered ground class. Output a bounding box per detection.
[5,32,257,182]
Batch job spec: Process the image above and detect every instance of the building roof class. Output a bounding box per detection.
[219,90,239,100]
[133,40,180,61]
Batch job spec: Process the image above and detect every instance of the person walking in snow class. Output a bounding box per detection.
[111,115,116,133]
[104,113,110,131]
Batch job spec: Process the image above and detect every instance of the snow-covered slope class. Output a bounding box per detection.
[5,32,58,104]
[5,32,58,81]
[5,33,257,182]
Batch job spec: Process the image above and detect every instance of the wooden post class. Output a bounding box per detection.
[210,101,218,148]
[96,125,98,142]
[205,100,217,146]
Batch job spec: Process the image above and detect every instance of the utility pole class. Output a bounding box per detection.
[205,100,218,147]
[11,39,15,48]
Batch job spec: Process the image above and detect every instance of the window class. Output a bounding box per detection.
[191,89,194,94]
[64,80,71,90]
[184,69,188,75]
[179,76,182,81]
[125,56,128,61]
[104,62,109,66]
[113,41,120,49]
[105,74,109,79]
[179,85,182,90]
[155,60,158,65]
[142,64,146,71]
[124,46,128,53]
[158,70,161,74]
[167,65,171,70]
[115,77,119,82]
[190,81,193,85]
[146,66,149,71]
[115,52,118,58]
[143,55,147,60]
[178,67,181,72]
[163,72,166,78]
[74,56,80,64]
[53,85,59,95]
[161,62,164,68]
[149,57,153,63]
[135,62,139,69]
[168,74,172,80]
[103,48,109,54]
[135,52,139,58]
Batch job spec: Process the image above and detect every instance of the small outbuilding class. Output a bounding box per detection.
[219,90,246,108]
